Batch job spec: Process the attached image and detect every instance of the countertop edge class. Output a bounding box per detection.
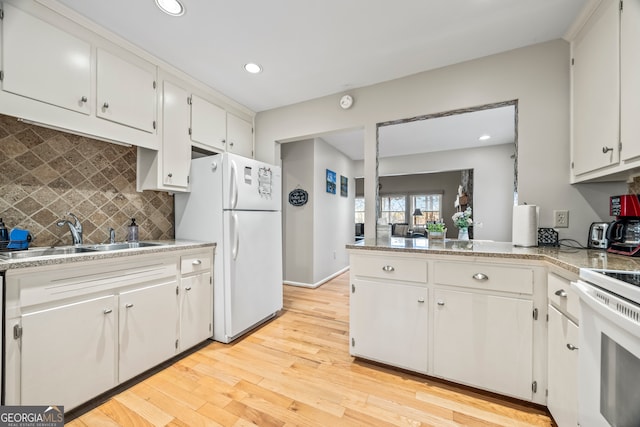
[0,241,216,272]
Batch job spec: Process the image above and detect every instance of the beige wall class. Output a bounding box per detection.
[255,39,626,244]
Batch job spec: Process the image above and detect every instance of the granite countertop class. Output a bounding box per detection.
[347,238,640,274]
[0,240,216,272]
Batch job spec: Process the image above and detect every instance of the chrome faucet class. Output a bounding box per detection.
[56,212,83,245]
[108,227,116,244]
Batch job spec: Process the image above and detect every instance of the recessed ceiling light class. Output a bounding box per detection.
[478,134,491,141]
[244,63,263,74]
[155,0,185,16]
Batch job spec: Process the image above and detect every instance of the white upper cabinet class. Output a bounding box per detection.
[571,0,620,176]
[162,80,191,189]
[620,0,640,162]
[1,3,91,115]
[96,48,157,133]
[190,95,227,151]
[227,112,253,158]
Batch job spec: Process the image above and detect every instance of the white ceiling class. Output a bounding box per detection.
[319,105,516,161]
[52,0,589,113]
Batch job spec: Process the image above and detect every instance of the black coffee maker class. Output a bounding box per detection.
[607,195,640,256]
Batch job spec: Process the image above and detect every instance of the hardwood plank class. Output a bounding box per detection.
[66,272,554,426]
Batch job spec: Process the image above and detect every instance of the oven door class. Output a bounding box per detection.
[573,280,640,427]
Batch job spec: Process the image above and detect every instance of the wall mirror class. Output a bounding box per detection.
[376,101,518,242]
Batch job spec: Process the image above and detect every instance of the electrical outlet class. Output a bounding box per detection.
[553,210,569,228]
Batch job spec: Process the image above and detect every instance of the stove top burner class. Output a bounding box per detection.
[597,270,640,287]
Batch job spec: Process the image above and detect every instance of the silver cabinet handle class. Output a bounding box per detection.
[229,141,234,147]
[125,303,134,308]
[602,146,613,153]
[81,96,88,103]
[221,139,226,144]
[381,265,395,272]
[103,308,113,314]
[103,102,109,109]
[185,286,192,291]
[417,297,425,303]
[167,173,173,178]
[472,273,488,281]
[437,300,445,306]
[566,343,578,351]
[192,259,202,265]
[555,289,568,298]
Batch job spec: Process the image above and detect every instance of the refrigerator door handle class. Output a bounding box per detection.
[230,160,238,209]
[232,213,240,260]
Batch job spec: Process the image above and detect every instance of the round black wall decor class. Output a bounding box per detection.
[288,189,309,206]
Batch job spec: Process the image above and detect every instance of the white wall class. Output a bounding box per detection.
[281,140,314,284]
[256,39,626,244]
[313,138,355,283]
[281,138,354,287]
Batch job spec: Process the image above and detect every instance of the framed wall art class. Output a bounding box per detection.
[340,175,348,197]
[326,169,336,194]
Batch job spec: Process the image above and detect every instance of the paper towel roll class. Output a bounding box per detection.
[512,205,539,247]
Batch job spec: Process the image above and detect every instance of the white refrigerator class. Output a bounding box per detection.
[174,153,283,343]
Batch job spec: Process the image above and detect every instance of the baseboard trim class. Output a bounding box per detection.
[284,266,349,288]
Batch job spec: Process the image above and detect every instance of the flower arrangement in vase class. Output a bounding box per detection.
[452,207,473,240]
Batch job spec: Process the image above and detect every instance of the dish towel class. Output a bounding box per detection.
[7,228,32,250]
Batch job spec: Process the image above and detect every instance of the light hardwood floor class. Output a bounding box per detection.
[67,272,554,426]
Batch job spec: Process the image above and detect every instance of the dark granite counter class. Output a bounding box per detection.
[346,238,640,274]
[0,240,215,272]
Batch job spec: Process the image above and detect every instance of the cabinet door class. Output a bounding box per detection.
[1,3,90,115]
[572,0,620,175]
[97,48,157,133]
[433,289,533,400]
[119,280,178,382]
[21,295,116,409]
[350,280,428,373]
[621,0,640,161]
[180,273,213,350]
[162,81,191,188]
[190,95,227,151]
[547,305,579,427]
[227,113,253,158]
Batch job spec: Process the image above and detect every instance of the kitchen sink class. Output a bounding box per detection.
[82,242,165,251]
[0,242,167,260]
[0,246,98,259]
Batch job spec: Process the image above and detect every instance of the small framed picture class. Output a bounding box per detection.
[340,175,348,197]
[326,169,336,194]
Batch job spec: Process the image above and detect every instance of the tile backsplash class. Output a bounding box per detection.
[0,114,174,247]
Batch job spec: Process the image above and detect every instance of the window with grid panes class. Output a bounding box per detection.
[380,195,406,224]
[412,194,442,226]
[354,197,365,223]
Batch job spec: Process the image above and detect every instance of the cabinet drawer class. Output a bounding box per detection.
[548,273,579,323]
[434,261,533,294]
[180,252,212,275]
[350,255,427,283]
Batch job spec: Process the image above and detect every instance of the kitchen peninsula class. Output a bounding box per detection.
[347,237,640,425]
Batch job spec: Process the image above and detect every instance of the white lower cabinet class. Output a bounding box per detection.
[118,281,178,382]
[348,251,545,405]
[4,246,214,410]
[21,295,117,409]
[547,305,579,427]
[179,251,213,350]
[546,272,579,427]
[350,280,428,373]
[432,289,533,400]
